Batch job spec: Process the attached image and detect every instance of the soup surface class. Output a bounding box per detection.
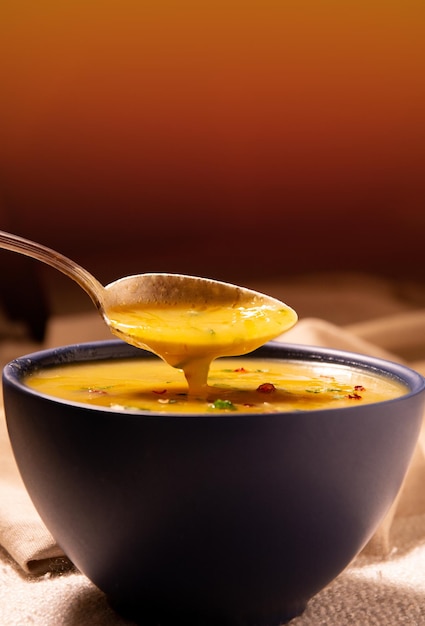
[24,357,408,414]
[106,302,297,393]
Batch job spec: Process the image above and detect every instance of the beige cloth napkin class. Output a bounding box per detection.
[0,414,71,575]
[1,312,425,575]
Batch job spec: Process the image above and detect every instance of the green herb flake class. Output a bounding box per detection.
[209,399,237,411]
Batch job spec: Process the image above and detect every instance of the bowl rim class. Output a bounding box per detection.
[3,339,425,418]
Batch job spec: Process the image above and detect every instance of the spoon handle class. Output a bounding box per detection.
[0,230,104,310]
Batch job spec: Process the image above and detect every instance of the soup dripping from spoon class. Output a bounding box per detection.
[0,231,297,394]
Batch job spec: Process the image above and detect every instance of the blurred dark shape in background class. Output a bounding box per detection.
[0,251,49,342]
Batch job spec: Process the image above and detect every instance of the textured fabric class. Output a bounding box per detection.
[0,412,71,575]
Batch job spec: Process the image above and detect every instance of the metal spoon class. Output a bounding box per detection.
[0,230,297,370]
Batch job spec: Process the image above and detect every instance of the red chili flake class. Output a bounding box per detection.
[354,385,366,392]
[152,389,167,395]
[243,403,255,407]
[234,367,248,373]
[347,392,362,400]
[257,383,276,394]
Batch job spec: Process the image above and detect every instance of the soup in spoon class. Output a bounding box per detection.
[105,300,298,394]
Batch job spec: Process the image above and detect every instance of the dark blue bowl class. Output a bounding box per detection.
[3,340,425,625]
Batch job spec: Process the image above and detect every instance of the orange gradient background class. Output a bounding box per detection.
[0,1,424,281]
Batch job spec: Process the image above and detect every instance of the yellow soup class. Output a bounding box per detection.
[106,302,297,393]
[24,357,408,414]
